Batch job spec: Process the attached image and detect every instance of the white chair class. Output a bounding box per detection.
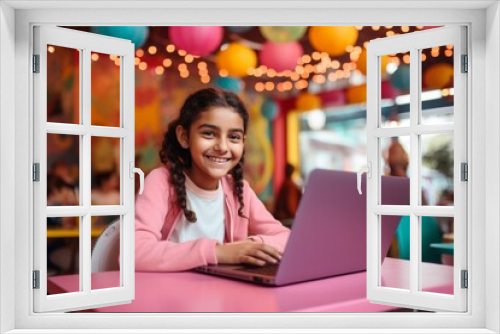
[91,219,121,272]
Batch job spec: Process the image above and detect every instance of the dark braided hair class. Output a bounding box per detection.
[159,88,249,223]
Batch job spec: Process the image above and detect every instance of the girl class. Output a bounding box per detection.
[135,88,290,272]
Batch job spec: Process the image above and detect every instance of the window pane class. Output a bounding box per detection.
[47,216,80,295]
[47,45,80,124]
[420,216,454,295]
[381,51,410,128]
[47,134,80,206]
[381,136,410,205]
[91,52,121,127]
[421,45,454,125]
[421,133,454,206]
[381,215,409,291]
[91,215,121,290]
[91,137,121,205]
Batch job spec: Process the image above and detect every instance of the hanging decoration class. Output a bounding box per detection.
[259,26,307,43]
[390,64,411,90]
[296,93,321,111]
[345,84,367,104]
[424,63,454,89]
[356,51,390,76]
[308,26,359,56]
[216,42,257,77]
[261,96,278,120]
[90,26,149,50]
[168,26,223,57]
[259,41,303,72]
[215,76,243,93]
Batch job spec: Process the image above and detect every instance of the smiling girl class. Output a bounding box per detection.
[135,88,290,272]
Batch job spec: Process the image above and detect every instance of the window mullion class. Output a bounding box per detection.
[82,47,92,294]
[409,48,421,294]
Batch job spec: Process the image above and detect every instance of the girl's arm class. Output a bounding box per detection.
[244,181,291,252]
[134,168,219,272]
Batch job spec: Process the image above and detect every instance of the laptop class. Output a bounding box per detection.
[195,169,410,286]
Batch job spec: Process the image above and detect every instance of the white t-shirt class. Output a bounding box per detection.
[169,175,225,244]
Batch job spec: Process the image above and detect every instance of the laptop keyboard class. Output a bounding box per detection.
[235,263,279,276]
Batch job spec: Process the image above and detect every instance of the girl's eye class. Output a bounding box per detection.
[202,131,215,137]
[229,134,242,141]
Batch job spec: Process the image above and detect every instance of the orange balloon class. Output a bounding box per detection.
[356,51,390,76]
[346,85,367,104]
[216,43,257,77]
[424,63,454,89]
[309,26,358,56]
[296,93,321,111]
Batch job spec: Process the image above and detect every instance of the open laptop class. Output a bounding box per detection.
[195,169,410,286]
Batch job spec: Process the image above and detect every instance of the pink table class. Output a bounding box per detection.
[47,258,453,313]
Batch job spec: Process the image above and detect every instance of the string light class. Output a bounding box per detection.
[135,57,141,65]
[445,50,453,57]
[148,46,157,55]
[166,44,175,53]
[109,54,117,61]
[197,62,207,70]
[155,66,164,75]
[114,58,120,66]
[201,76,210,84]
[185,55,194,63]
[265,82,275,91]
[163,59,172,67]
[48,46,55,53]
[138,62,147,70]
[255,82,265,92]
[178,49,187,56]
[219,69,228,77]
[136,49,144,57]
[91,53,99,61]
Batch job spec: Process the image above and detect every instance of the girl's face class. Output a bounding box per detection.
[176,106,245,190]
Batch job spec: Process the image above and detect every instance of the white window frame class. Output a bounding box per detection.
[366,26,468,312]
[32,25,136,313]
[1,1,498,333]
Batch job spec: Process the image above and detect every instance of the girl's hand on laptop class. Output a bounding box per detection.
[215,242,282,266]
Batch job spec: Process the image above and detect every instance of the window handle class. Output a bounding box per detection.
[357,162,371,195]
[129,162,145,195]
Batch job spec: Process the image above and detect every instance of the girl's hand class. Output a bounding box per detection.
[215,242,282,266]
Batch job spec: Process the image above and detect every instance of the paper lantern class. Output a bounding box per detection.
[296,93,321,111]
[261,97,278,120]
[390,64,411,90]
[345,85,367,104]
[215,76,243,93]
[227,26,253,33]
[168,26,223,57]
[90,26,149,50]
[259,42,303,72]
[259,26,307,43]
[308,26,358,56]
[216,43,257,77]
[424,63,454,89]
[356,51,390,76]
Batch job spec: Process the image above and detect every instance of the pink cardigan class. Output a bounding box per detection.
[135,167,291,272]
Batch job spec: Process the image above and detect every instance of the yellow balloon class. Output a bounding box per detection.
[424,63,454,89]
[309,26,358,56]
[296,93,321,111]
[346,84,367,104]
[356,51,390,76]
[216,43,257,77]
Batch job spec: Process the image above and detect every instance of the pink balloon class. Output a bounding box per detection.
[259,41,303,72]
[168,26,223,57]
